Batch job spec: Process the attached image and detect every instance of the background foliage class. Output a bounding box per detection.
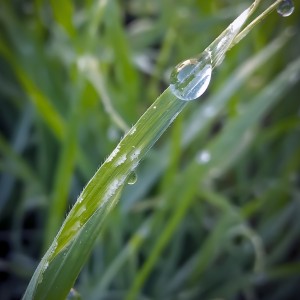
[0,0,300,299]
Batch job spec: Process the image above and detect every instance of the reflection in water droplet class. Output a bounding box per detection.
[196,150,211,164]
[277,0,294,17]
[128,172,137,185]
[170,51,212,101]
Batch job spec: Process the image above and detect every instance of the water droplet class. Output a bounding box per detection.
[75,204,86,217]
[48,240,58,259]
[107,145,121,162]
[128,172,137,185]
[277,0,294,17]
[71,221,81,232]
[102,176,126,205]
[67,288,81,300]
[115,154,127,166]
[196,150,211,164]
[130,148,141,161]
[170,51,212,101]
[38,260,50,283]
[129,126,137,135]
[131,161,139,171]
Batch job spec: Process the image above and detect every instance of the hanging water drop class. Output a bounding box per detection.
[170,50,212,101]
[277,0,294,17]
[127,172,137,185]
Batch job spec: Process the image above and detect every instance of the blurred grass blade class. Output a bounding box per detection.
[0,105,35,214]
[43,80,85,249]
[0,41,65,140]
[49,0,75,37]
[78,56,129,132]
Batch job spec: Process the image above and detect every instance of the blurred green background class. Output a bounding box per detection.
[0,0,300,299]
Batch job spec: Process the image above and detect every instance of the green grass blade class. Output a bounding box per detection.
[23,88,186,299]
[43,80,85,249]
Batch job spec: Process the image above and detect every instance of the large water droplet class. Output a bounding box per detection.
[170,51,212,101]
[277,0,294,17]
[128,172,137,185]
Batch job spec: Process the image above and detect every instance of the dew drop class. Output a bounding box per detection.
[67,288,81,300]
[71,220,81,232]
[107,145,121,162]
[196,150,211,164]
[129,126,136,135]
[277,0,294,17]
[130,148,141,161]
[75,204,86,217]
[170,51,212,101]
[127,172,137,185]
[115,154,127,166]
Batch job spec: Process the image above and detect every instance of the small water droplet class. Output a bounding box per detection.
[129,126,137,135]
[38,260,50,283]
[127,172,137,185]
[48,240,58,258]
[38,274,43,284]
[67,288,81,300]
[75,204,86,217]
[277,0,294,17]
[196,150,211,164]
[102,176,126,205]
[71,221,81,232]
[130,148,141,161]
[170,51,212,101]
[107,145,121,162]
[115,154,127,166]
